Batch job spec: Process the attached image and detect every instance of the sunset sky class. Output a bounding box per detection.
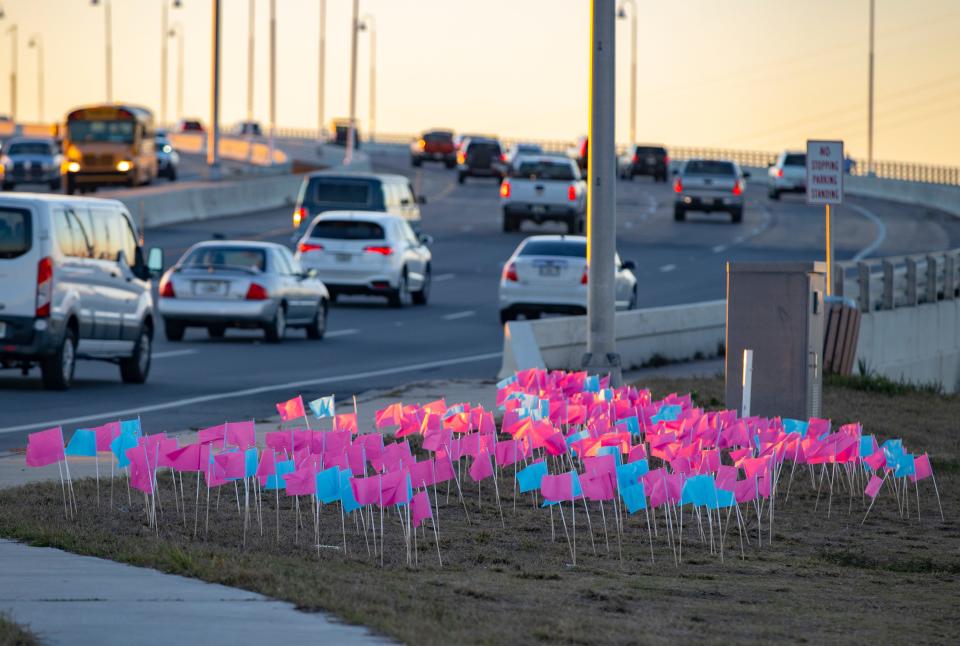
[1,0,958,165]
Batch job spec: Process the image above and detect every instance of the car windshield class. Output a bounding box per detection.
[684,160,736,176]
[7,142,53,155]
[68,120,135,144]
[468,142,500,155]
[424,132,452,143]
[635,147,665,156]
[519,240,586,258]
[784,154,806,166]
[517,145,542,154]
[0,208,30,259]
[182,247,266,272]
[513,160,577,181]
[310,179,373,206]
[310,220,385,240]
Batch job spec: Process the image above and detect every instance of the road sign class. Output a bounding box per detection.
[806,140,844,205]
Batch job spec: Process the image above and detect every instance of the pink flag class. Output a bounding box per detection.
[375,403,403,429]
[541,472,575,502]
[494,439,520,467]
[165,443,203,472]
[225,421,256,449]
[411,490,432,528]
[197,424,226,445]
[626,444,647,463]
[734,477,758,503]
[433,456,455,484]
[581,471,615,501]
[410,459,436,488]
[276,396,305,422]
[256,448,278,478]
[863,449,885,471]
[334,413,358,434]
[284,467,317,496]
[125,447,155,493]
[468,452,493,482]
[93,421,121,452]
[864,474,884,498]
[25,427,65,467]
[213,452,245,480]
[351,475,382,505]
[909,454,933,482]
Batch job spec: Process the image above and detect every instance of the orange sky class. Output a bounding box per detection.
[2,0,958,165]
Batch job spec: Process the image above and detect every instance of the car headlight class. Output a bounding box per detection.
[116,160,133,172]
[162,145,172,153]
[67,161,81,173]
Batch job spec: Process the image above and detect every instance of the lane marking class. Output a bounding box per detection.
[460,225,475,233]
[659,264,676,273]
[325,328,359,338]
[152,349,198,359]
[433,273,456,282]
[711,245,727,254]
[847,203,887,261]
[0,351,503,435]
[442,310,476,321]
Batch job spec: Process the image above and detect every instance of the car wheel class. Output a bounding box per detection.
[264,304,286,343]
[674,204,686,222]
[167,167,178,181]
[207,325,226,338]
[412,267,431,305]
[64,178,75,195]
[629,286,639,310]
[457,172,465,184]
[445,160,455,169]
[411,157,421,168]
[2,182,13,191]
[731,207,744,224]
[388,270,411,308]
[164,319,185,341]
[566,218,578,235]
[119,326,152,384]
[499,310,515,325]
[40,326,77,391]
[306,300,327,339]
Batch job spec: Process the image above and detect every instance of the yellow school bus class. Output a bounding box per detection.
[62,104,158,194]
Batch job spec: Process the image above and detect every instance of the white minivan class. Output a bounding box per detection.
[0,194,163,389]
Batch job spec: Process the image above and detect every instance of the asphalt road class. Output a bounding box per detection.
[2,146,959,448]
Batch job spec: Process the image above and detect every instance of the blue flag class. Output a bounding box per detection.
[650,404,682,424]
[516,460,547,493]
[110,431,138,468]
[308,395,335,419]
[783,419,809,437]
[621,482,647,514]
[120,418,141,438]
[244,447,259,478]
[264,459,295,490]
[316,467,342,504]
[583,375,600,393]
[65,429,97,457]
[339,480,361,513]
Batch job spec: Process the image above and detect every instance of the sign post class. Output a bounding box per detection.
[806,140,844,295]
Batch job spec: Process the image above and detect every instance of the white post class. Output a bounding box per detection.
[741,349,753,418]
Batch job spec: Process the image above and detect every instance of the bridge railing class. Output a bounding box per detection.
[837,247,960,311]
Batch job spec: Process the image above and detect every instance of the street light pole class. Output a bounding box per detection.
[582,0,622,385]
[344,0,359,165]
[208,0,221,177]
[247,0,255,123]
[867,0,875,176]
[28,34,41,122]
[161,1,180,126]
[268,0,276,161]
[170,23,184,121]
[92,0,113,102]
[5,23,16,123]
[318,0,325,139]
[617,0,636,146]
[360,14,376,143]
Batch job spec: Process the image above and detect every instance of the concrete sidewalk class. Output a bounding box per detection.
[0,539,390,646]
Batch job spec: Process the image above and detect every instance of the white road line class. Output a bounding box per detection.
[712,245,727,254]
[151,349,198,359]
[847,203,888,261]
[442,310,476,321]
[460,225,475,232]
[325,328,359,338]
[433,273,456,282]
[659,264,676,273]
[0,351,504,435]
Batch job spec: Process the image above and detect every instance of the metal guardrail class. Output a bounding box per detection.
[836,247,960,311]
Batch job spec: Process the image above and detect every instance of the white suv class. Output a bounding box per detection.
[0,194,163,389]
[294,211,432,308]
[767,151,806,199]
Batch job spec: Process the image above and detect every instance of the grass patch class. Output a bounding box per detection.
[1,377,959,644]
[0,614,41,646]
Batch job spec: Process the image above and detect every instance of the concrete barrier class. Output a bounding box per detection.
[499,300,726,378]
[844,175,960,218]
[853,299,960,392]
[169,134,290,170]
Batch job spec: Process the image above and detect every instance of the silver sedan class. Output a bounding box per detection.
[158,241,329,343]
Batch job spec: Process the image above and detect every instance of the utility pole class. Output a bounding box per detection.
[208,0,221,178]
[867,0,875,176]
[582,0,621,385]
[170,23,184,121]
[360,14,375,143]
[344,0,359,165]
[6,23,16,123]
[247,0,255,122]
[161,1,180,125]
[318,0,325,139]
[269,0,276,161]
[28,34,41,122]
[617,0,636,146]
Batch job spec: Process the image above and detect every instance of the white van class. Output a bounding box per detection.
[0,194,163,389]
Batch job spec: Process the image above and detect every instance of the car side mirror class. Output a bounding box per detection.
[418,232,434,246]
[622,260,636,271]
[742,171,751,179]
[417,195,427,205]
[147,247,164,276]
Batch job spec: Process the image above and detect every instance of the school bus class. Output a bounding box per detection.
[62,104,158,194]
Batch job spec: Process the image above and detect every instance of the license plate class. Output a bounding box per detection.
[335,253,352,263]
[194,281,226,296]
[538,265,560,277]
[646,156,655,164]
[0,322,6,338]
[531,205,546,214]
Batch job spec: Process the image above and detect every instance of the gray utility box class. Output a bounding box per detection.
[725,261,826,420]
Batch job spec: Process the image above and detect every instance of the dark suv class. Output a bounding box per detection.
[457,137,505,184]
[411,130,456,168]
[621,145,669,182]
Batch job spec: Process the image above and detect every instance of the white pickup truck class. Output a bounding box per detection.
[499,155,586,234]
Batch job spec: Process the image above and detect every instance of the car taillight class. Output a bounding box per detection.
[500,181,511,198]
[36,256,53,318]
[245,282,269,300]
[567,184,577,201]
[293,207,306,228]
[159,275,176,298]
[363,246,393,256]
[500,153,507,163]
[633,154,639,163]
[673,178,683,193]
[502,262,518,282]
[417,138,426,150]
[776,168,783,178]
[732,179,743,196]
[664,155,670,165]
[298,241,324,253]
[456,151,465,164]
[580,267,588,285]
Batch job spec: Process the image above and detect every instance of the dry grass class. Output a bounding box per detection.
[0,615,40,646]
[1,377,959,645]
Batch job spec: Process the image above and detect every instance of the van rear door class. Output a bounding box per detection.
[0,203,39,320]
